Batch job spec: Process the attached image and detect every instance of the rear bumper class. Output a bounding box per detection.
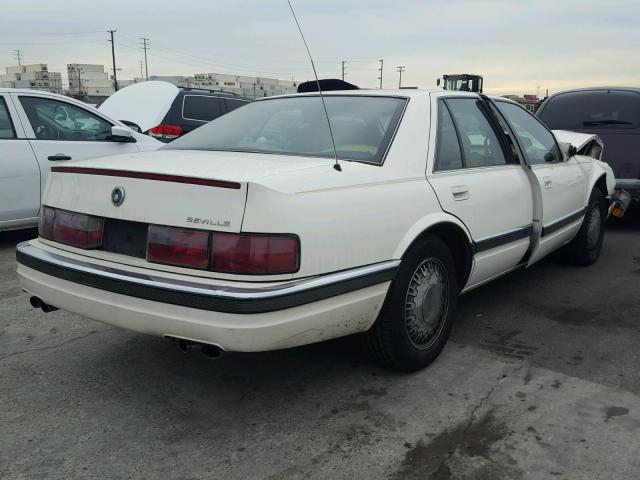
[16,242,397,351]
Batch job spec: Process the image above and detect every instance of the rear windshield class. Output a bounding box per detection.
[538,90,640,129]
[166,95,407,164]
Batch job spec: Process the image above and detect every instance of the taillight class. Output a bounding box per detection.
[145,226,299,274]
[39,206,55,240]
[50,209,103,249]
[211,233,299,274]
[147,225,210,269]
[148,124,183,142]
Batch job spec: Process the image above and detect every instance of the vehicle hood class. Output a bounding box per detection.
[552,130,603,151]
[98,81,179,132]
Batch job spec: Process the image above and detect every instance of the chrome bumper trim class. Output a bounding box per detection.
[16,242,399,314]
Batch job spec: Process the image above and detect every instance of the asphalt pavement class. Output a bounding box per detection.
[1,212,639,479]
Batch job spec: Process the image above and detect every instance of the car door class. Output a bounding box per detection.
[12,94,140,193]
[0,93,41,224]
[494,100,586,265]
[428,95,534,289]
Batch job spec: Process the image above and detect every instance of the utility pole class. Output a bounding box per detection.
[397,65,405,89]
[378,59,384,89]
[140,37,150,81]
[77,66,83,96]
[108,29,118,91]
[13,49,22,66]
[139,60,144,79]
[341,60,347,81]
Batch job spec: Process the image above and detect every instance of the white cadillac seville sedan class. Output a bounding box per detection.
[17,89,617,371]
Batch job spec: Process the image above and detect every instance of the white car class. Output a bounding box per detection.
[16,89,617,371]
[0,88,160,232]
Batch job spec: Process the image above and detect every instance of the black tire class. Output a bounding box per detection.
[559,188,607,266]
[362,235,458,372]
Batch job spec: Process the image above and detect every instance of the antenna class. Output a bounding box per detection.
[287,0,341,172]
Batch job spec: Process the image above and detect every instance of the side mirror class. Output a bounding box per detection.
[109,125,136,143]
[436,78,441,87]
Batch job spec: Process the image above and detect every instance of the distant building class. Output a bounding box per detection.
[503,94,540,113]
[0,64,63,94]
[192,73,298,98]
[67,64,114,103]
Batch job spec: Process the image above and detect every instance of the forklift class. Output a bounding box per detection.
[437,74,483,93]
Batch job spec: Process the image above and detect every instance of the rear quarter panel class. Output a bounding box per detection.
[241,175,444,277]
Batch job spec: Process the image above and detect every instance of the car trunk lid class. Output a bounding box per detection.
[43,149,331,235]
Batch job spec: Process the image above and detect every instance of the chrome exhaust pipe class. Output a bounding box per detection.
[29,296,42,309]
[29,296,59,313]
[201,344,223,360]
[167,336,224,358]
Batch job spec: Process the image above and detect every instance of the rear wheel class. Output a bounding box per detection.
[362,235,458,372]
[559,188,606,266]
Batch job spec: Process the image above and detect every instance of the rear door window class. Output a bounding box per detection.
[0,98,16,139]
[182,95,223,122]
[225,99,249,112]
[538,90,640,129]
[445,98,509,168]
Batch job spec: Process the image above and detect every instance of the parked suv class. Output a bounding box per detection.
[537,88,640,204]
[99,81,252,142]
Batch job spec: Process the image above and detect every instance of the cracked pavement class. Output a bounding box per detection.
[1,212,639,480]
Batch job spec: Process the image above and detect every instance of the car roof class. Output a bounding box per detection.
[253,89,519,104]
[177,87,252,101]
[256,89,441,101]
[0,87,69,96]
[545,87,640,98]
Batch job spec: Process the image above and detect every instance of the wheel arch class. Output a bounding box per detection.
[592,173,608,197]
[393,214,474,290]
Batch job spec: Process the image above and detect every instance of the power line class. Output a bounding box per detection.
[0,39,105,46]
[139,37,150,80]
[1,30,105,37]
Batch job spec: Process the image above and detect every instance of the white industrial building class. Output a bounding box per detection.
[191,73,298,98]
[0,64,63,94]
[67,64,114,102]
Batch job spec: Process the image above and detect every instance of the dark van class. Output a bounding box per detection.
[537,88,640,203]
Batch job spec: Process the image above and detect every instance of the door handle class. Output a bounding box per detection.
[543,176,552,189]
[48,154,72,161]
[451,185,469,201]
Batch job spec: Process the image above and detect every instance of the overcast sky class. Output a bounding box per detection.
[1,0,638,95]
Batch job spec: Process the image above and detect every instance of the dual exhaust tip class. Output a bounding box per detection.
[29,296,58,313]
[174,337,224,360]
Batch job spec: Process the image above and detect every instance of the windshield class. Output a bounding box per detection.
[538,90,640,129]
[165,95,407,164]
